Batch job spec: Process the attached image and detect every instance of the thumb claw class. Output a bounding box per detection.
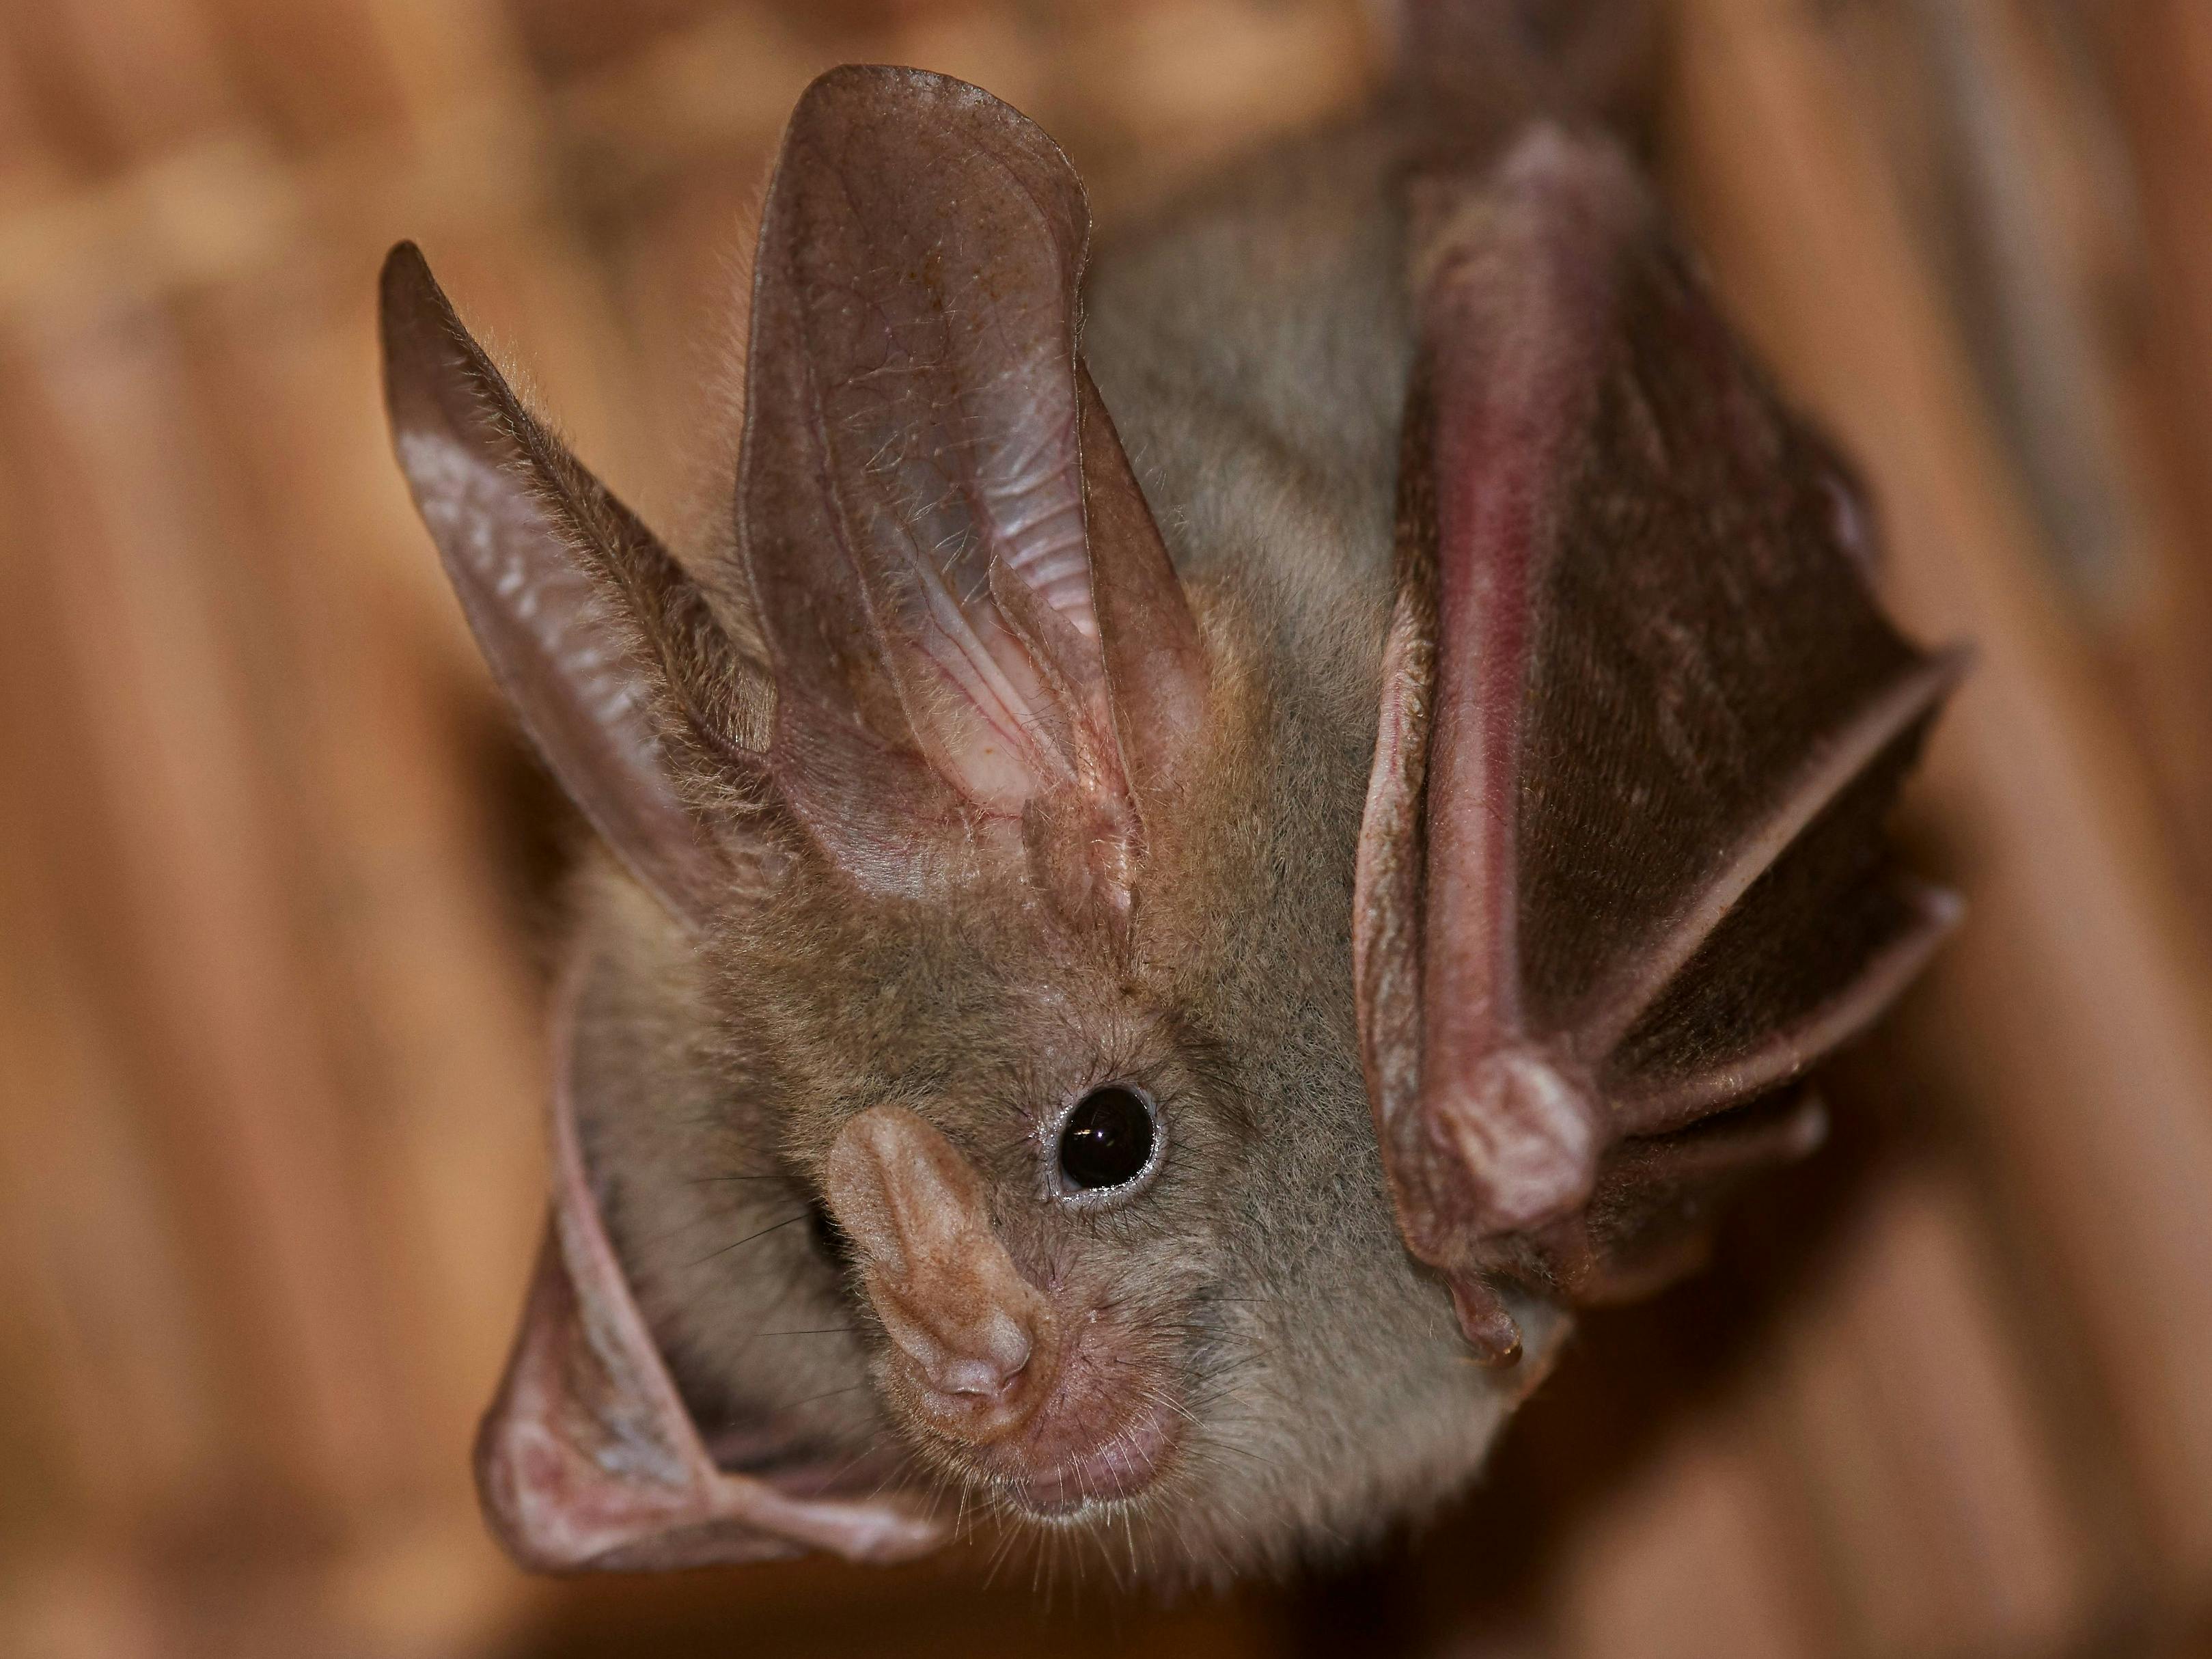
[1448,1276,1524,1368]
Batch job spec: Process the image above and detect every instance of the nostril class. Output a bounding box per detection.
[910,1310,1033,1399]
[937,1353,1023,1399]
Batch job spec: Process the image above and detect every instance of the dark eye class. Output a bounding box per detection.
[1057,1085,1157,1192]
[806,1198,853,1272]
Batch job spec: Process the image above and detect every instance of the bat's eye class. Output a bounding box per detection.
[806,1198,853,1271]
[1057,1085,1157,1192]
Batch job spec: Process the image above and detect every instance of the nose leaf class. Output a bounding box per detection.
[824,1106,1057,1434]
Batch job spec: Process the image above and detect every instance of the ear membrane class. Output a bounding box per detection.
[1355,129,1964,1362]
[380,243,769,931]
[473,961,943,1571]
[734,66,1207,902]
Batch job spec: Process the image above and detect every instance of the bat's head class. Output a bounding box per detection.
[383,66,1540,1578]
[382,63,1957,1582]
[727,683,1515,1571]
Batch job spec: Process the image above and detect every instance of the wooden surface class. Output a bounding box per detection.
[3,2,2210,1655]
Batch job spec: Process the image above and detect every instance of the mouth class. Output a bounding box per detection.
[924,1319,1185,1519]
[995,1389,1182,1516]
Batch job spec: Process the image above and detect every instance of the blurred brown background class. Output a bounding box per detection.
[6,1,2212,1655]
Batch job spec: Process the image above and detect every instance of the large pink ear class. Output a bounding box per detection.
[734,67,1208,904]
[381,243,770,932]
[1355,131,1965,1365]
[473,959,943,1572]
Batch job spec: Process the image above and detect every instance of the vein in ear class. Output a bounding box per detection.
[732,67,1206,901]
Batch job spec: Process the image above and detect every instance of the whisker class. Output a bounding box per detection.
[816,1440,894,1497]
[768,1380,870,1413]
[685,1210,809,1267]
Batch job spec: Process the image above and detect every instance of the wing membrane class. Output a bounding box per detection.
[1357,130,1963,1362]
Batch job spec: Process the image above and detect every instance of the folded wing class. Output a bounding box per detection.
[1356,130,1965,1363]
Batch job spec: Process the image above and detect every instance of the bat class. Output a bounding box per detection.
[379,0,1962,1583]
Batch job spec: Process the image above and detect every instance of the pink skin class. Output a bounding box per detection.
[954,1308,1183,1514]
[823,1106,1183,1513]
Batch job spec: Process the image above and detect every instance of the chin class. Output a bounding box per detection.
[993,1392,1184,1519]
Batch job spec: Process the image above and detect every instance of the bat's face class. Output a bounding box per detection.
[697,646,1536,1575]
[383,64,1954,1580]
